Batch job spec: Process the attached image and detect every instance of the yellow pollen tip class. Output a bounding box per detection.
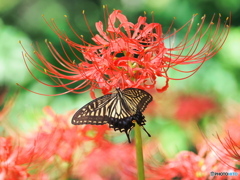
[195,171,204,178]
[45,39,48,43]
[198,159,204,167]
[33,51,36,54]
[219,13,222,17]
[64,15,68,17]
[151,11,154,14]
[194,13,198,17]
[18,40,21,43]
[41,14,44,17]
[44,69,47,73]
[103,5,105,8]
[51,18,54,21]
[226,17,229,21]
[82,10,85,14]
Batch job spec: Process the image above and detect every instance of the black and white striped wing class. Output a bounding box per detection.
[71,91,135,125]
[72,94,116,125]
[122,88,153,112]
[71,88,153,143]
[72,88,152,125]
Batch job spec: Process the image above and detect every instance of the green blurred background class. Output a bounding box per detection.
[1,0,240,155]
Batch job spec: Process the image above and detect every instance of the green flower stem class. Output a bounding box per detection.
[134,122,145,180]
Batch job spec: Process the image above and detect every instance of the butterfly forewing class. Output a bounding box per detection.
[108,93,135,119]
[72,93,116,125]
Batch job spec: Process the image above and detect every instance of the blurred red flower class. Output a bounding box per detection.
[175,94,217,122]
[75,141,136,180]
[206,118,240,170]
[18,106,109,161]
[19,9,229,97]
[216,132,240,165]
[146,146,239,180]
[14,106,110,179]
[0,137,29,180]
[225,115,240,145]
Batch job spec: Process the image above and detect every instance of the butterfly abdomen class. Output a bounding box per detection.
[107,110,149,143]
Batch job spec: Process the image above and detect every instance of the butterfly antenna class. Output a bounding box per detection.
[142,126,151,137]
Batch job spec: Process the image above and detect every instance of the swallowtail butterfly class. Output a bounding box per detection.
[72,88,152,143]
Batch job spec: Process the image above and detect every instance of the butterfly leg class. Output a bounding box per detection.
[125,130,132,143]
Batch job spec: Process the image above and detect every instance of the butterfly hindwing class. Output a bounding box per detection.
[122,88,153,112]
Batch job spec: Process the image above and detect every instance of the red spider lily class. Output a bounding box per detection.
[217,132,240,162]
[0,137,29,179]
[146,147,238,180]
[17,106,110,164]
[75,141,136,180]
[207,132,240,170]
[146,151,208,179]
[204,115,240,169]
[225,115,240,145]
[19,9,230,98]
[13,106,111,178]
